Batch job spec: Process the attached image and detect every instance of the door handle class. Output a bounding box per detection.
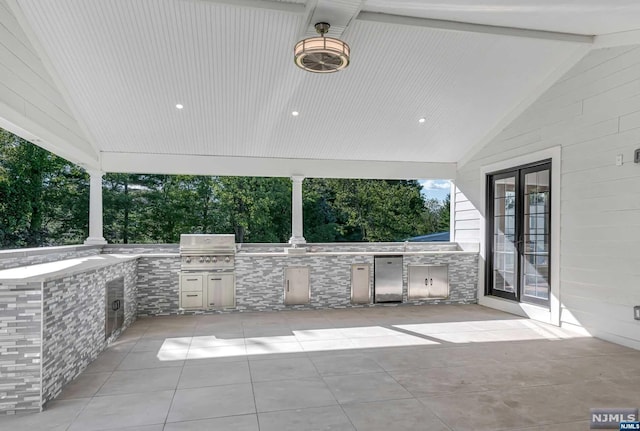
[210,278,221,281]
[186,294,198,297]
[430,278,433,285]
[186,278,198,281]
[286,280,290,292]
[424,278,428,286]
[111,300,119,311]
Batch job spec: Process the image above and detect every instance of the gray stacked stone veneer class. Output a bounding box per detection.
[235,254,372,311]
[135,247,478,315]
[0,245,102,271]
[137,256,180,316]
[102,244,179,254]
[0,259,138,415]
[41,260,138,405]
[0,281,42,414]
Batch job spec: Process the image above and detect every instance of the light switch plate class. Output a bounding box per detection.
[616,154,623,166]
[635,306,640,320]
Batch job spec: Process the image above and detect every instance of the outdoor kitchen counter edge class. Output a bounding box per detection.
[235,250,479,257]
[0,253,174,284]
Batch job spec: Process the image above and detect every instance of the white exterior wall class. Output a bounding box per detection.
[455,45,640,350]
[0,0,96,165]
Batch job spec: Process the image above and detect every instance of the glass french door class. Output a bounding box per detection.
[486,161,551,306]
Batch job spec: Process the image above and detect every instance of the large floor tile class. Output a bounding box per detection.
[33,306,640,431]
[258,405,356,431]
[323,372,412,404]
[132,337,192,352]
[0,398,90,431]
[253,377,337,413]
[58,371,111,400]
[508,421,591,430]
[178,361,251,389]
[166,383,256,422]
[118,350,186,370]
[83,350,127,373]
[68,391,173,431]
[163,414,259,431]
[249,357,319,382]
[96,367,181,396]
[103,339,137,353]
[245,340,305,356]
[189,334,245,348]
[243,326,293,338]
[310,353,385,376]
[342,398,450,431]
[419,391,537,431]
[100,425,164,431]
[187,345,247,360]
[390,364,518,396]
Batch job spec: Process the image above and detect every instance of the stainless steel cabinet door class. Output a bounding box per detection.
[408,266,431,300]
[206,274,235,308]
[408,265,449,299]
[284,267,310,305]
[428,265,449,298]
[351,264,371,304]
[374,256,403,302]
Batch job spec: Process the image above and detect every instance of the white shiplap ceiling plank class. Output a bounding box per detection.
[11,0,615,175]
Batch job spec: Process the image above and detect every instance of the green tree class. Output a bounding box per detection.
[212,177,291,243]
[0,130,80,247]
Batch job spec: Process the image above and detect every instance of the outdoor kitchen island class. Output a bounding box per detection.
[135,240,479,316]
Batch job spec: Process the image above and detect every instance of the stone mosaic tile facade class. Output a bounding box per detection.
[103,244,179,254]
[0,246,102,271]
[0,260,138,415]
[235,254,373,311]
[136,256,180,316]
[0,281,42,415]
[136,251,477,315]
[41,260,138,406]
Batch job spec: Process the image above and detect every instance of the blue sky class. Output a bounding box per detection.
[419,179,451,202]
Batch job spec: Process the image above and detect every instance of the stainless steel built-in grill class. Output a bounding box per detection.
[179,234,237,310]
[179,234,236,272]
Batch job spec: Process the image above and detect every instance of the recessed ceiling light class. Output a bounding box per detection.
[291,111,299,116]
[418,117,426,123]
[175,104,184,110]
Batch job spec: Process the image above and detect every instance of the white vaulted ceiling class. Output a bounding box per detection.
[5,0,640,177]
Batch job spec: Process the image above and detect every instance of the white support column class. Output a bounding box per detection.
[288,175,306,245]
[84,169,107,245]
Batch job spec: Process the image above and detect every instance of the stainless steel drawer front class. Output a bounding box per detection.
[374,256,403,302]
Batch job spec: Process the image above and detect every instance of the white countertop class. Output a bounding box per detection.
[0,248,478,284]
[235,250,478,257]
[0,254,141,283]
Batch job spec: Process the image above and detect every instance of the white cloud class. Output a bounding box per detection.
[419,180,450,190]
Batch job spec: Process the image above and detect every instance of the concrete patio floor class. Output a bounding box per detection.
[1,305,639,431]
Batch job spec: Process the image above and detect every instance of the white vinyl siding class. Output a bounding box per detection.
[455,45,640,350]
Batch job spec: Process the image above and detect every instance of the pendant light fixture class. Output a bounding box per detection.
[294,22,350,73]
